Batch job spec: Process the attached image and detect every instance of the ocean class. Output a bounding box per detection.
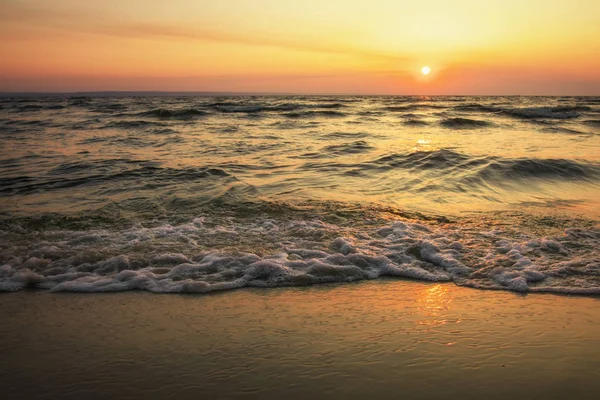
[1,95,599,294]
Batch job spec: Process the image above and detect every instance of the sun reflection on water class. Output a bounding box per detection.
[416,284,452,328]
[413,137,436,152]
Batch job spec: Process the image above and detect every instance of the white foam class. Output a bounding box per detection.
[1,216,598,295]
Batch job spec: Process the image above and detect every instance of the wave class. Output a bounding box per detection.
[1,214,598,295]
[151,128,179,135]
[92,103,128,113]
[140,108,208,119]
[384,104,446,112]
[322,140,374,155]
[474,158,600,182]
[103,120,167,129]
[7,102,67,111]
[440,117,492,129]
[502,106,591,120]
[15,104,44,112]
[212,104,271,113]
[452,104,593,120]
[583,120,600,128]
[0,163,231,196]
[403,119,429,126]
[453,103,502,113]
[3,119,52,127]
[580,98,600,105]
[284,110,346,118]
[210,102,346,113]
[374,149,477,170]
[541,126,588,135]
[314,103,346,109]
[319,131,372,139]
[46,104,67,110]
[369,150,600,183]
[209,102,277,113]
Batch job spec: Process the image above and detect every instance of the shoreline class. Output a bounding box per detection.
[3,275,600,297]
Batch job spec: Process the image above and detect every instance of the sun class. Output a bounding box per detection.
[421,66,431,75]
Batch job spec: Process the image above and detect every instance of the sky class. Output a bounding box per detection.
[1,0,599,94]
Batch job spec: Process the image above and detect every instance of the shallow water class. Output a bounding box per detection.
[1,95,599,294]
[1,281,599,400]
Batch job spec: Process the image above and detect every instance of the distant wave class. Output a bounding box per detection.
[322,140,374,155]
[209,102,345,113]
[453,103,502,113]
[3,119,52,127]
[440,117,491,128]
[403,119,429,126]
[103,120,167,129]
[502,106,591,120]
[541,126,587,135]
[583,120,600,128]
[283,110,346,118]
[140,108,208,119]
[92,103,128,113]
[314,103,346,109]
[384,104,446,112]
[212,104,272,113]
[454,104,592,120]
[151,128,179,135]
[319,131,372,139]
[15,104,44,112]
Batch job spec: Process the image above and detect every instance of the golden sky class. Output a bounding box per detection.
[1,0,599,94]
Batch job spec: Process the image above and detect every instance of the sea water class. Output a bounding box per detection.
[1,95,599,294]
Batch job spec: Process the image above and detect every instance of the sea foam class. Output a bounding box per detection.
[1,216,598,295]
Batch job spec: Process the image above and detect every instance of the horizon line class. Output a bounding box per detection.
[0,91,598,97]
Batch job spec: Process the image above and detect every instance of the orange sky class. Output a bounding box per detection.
[1,0,599,94]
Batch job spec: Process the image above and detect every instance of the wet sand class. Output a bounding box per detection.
[1,280,599,400]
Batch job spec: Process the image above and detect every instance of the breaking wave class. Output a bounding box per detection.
[0,213,598,294]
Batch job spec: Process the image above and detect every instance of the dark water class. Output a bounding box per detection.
[1,95,599,294]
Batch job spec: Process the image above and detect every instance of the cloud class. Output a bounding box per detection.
[1,1,408,64]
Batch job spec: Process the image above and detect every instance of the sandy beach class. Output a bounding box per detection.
[1,280,599,400]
